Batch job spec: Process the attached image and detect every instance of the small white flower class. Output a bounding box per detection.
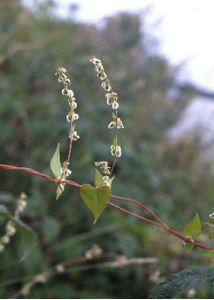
[64,168,72,177]
[94,161,108,167]
[112,101,119,110]
[64,78,71,85]
[90,57,102,65]
[66,113,79,123]
[105,92,118,105]
[108,118,124,129]
[209,212,214,219]
[111,145,122,157]
[94,161,111,175]
[71,101,77,109]
[66,114,71,123]
[67,90,74,98]
[16,199,27,214]
[70,130,80,141]
[56,67,67,74]
[6,221,16,236]
[101,80,111,92]
[55,264,65,273]
[20,192,27,199]
[72,113,79,120]
[62,88,68,95]
[1,235,10,244]
[103,176,109,182]
[108,121,115,129]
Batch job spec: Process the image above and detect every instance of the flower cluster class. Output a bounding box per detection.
[110,144,122,158]
[84,244,103,259]
[108,113,124,129]
[94,161,111,176]
[90,56,124,162]
[0,192,27,253]
[55,67,80,143]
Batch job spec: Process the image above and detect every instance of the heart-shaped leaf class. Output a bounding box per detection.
[183,213,201,240]
[50,143,61,178]
[182,212,201,249]
[80,184,111,224]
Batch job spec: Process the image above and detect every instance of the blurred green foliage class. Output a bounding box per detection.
[0,0,214,298]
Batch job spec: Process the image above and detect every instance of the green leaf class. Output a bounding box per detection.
[50,143,61,178]
[95,168,104,187]
[183,213,201,240]
[56,184,64,200]
[14,218,38,261]
[182,213,201,249]
[80,184,111,224]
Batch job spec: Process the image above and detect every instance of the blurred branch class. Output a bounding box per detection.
[9,253,158,298]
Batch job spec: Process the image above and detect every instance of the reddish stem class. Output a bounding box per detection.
[111,194,168,228]
[109,202,214,250]
[0,163,214,251]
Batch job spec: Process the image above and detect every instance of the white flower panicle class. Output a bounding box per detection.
[55,67,80,142]
[55,67,80,195]
[0,193,27,253]
[90,57,119,110]
[90,56,124,161]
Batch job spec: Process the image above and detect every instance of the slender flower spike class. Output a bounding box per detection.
[55,67,81,199]
[55,67,80,143]
[90,56,124,177]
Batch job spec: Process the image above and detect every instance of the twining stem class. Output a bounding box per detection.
[1,163,214,251]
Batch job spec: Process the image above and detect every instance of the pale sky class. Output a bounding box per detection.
[26,0,214,91]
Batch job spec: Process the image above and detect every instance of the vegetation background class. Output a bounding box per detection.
[1,0,214,298]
